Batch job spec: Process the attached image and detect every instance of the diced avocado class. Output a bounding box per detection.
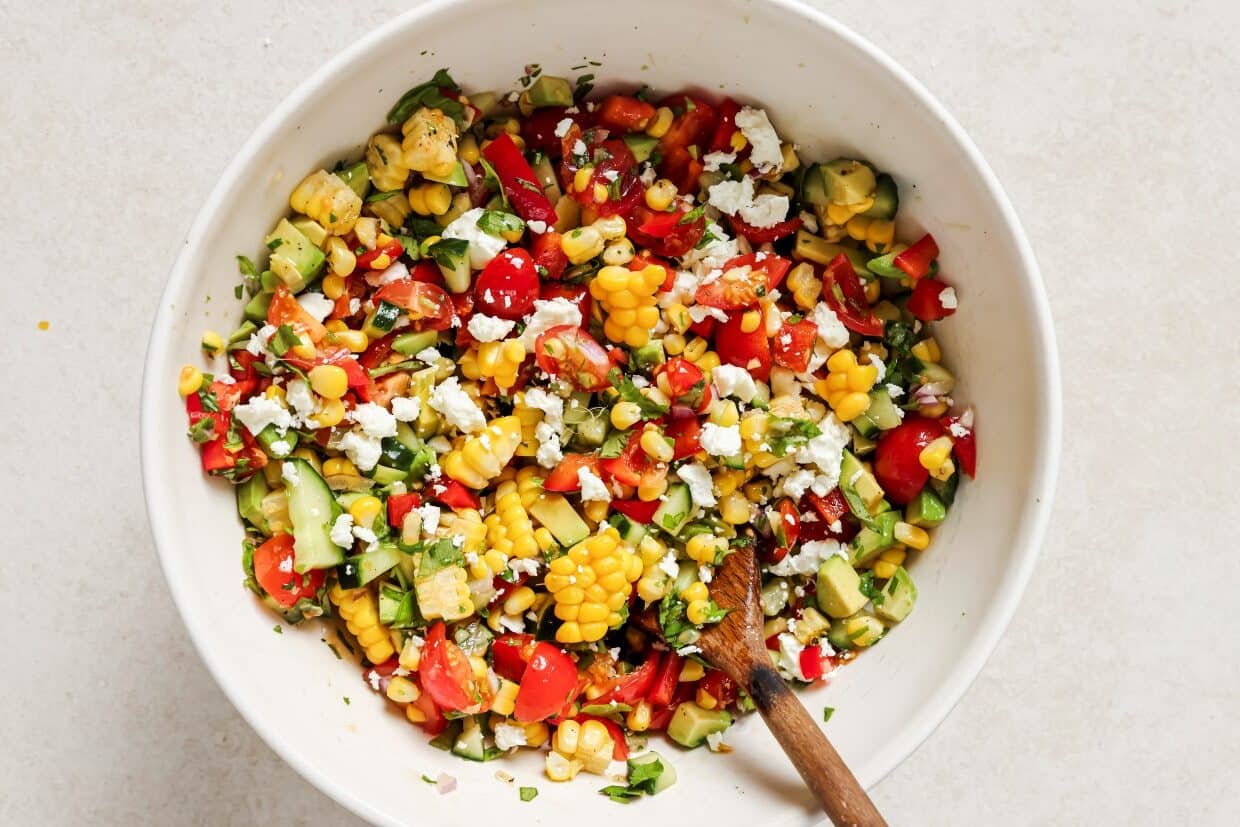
[875,566,917,623]
[816,556,868,619]
[451,716,487,761]
[236,473,271,534]
[468,90,503,119]
[256,425,297,459]
[244,290,273,324]
[821,159,877,206]
[667,702,732,749]
[840,449,885,515]
[427,237,471,293]
[524,75,574,108]
[284,459,345,572]
[335,160,372,199]
[905,489,947,528]
[362,299,402,339]
[423,161,468,187]
[623,134,660,163]
[631,340,666,370]
[338,543,405,589]
[799,163,830,206]
[628,751,677,794]
[828,613,885,649]
[652,483,692,536]
[930,472,959,507]
[408,367,442,438]
[851,430,876,456]
[850,510,900,566]
[227,320,257,346]
[264,218,325,292]
[863,388,903,431]
[610,513,648,546]
[377,437,417,472]
[528,494,590,547]
[290,216,329,248]
[862,173,898,220]
[260,269,282,291]
[392,330,439,357]
[530,152,562,202]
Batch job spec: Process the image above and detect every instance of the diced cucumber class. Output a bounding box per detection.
[451,716,487,761]
[627,751,677,794]
[284,458,345,573]
[760,578,791,617]
[849,510,900,566]
[528,494,590,547]
[667,703,731,749]
[864,388,903,431]
[799,163,830,206]
[423,161,468,187]
[256,425,297,459]
[378,437,417,471]
[917,362,956,394]
[338,543,405,589]
[821,159,876,206]
[362,300,402,339]
[851,410,878,439]
[378,582,416,627]
[721,452,746,470]
[369,465,408,486]
[428,238,471,293]
[265,218,325,292]
[244,291,273,324]
[610,513,648,546]
[862,173,898,220]
[392,330,439,356]
[817,556,868,619]
[651,483,692,536]
[335,160,372,199]
[236,473,271,534]
[875,566,917,623]
[905,489,947,528]
[571,412,608,449]
[623,134,660,163]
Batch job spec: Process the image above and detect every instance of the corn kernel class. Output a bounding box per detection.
[561,226,604,264]
[602,237,635,266]
[348,495,383,528]
[386,675,419,703]
[639,426,674,462]
[686,599,712,624]
[719,492,750,525]
[309,364,349,399]
[308,397,346,428]
[681,580,709,603]
[503,586,537,615]
[491,680,519,717]
[911,338,941,364]
[626,700,653,732]
[894,522,929,551]
[573,167,594,193]
[323,457,358,477]
[918,436,954,472]
[645,107,674,139]
[644,179,677,211]
[679,660,706,682]
[177,365,203,397]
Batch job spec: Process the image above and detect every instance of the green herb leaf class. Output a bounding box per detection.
[858,570,884,605]
[519,786,539,802]
[823,706,835,723]
[476,209,524,238]
[387,69,465,126]
[365,189,402,203]
[477,158,508,207]
[607,368,669,419]
[767,417,822,457]
[599,756,668,803]
[421,774,437,784]
[417,537,465,579]
[187,416,217,444]
[236,255,258,277]
[657,594,693,645]
[272,624,283,634]
[268,324,302,358]
[678,204,706,225]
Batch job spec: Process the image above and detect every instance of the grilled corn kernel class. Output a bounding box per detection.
[740,310,762,334]
[894,522,929,551]
[289,169,362,234]
[308,397,346,428]
[686,599,712,625]
[918,436,954,472]
[610,401,643,430]
[329,585,395,663]
[323,457,358,477]
[626,700,653,732]
[544,527,641,644]
[644,178,677,211]
[348,495,383,529]
[561,225,605,264]
[662,332,687,355]
[602,237,635,266]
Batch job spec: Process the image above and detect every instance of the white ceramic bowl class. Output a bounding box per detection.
[141,1,1060,823]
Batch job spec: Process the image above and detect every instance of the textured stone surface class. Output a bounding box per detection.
[1,1,1236,824]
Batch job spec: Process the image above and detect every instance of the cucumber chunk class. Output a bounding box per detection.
[284,458,345,573]
[338,543,404,589]
[651,483,691,536]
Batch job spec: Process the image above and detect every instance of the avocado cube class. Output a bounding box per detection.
[264,218,325,292]
[667,702,732,749]
[905,489,947,528]
[528,494,590,547]
[816,556,868,619]
[875,567,918,623]
[524,75,574,108]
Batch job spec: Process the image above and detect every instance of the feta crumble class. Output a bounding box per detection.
[517,298,583,349]
[330,513,355,548]
[466,314,516,342]
[939,287,958,310]
[416,503,441,535]
[296,292,335,322]
[810,302,851,348]
[350,402,398,439]
[429,377,486,433]
[767,539,844,577]
[734,106,784,173]
[391,395,422,422]
[442,207,506,269]
[702,150,737,171]
[577,466,611,501]
[677,461,717,507]
[338,430,383,471]
[280,460,300,486]
[711,364,758,402]
[233,395,292,437]
[699,422,741,456]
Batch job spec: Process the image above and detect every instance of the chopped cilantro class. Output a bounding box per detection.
[519,786,539,802]
[608,368,669,419]
[766,416,821,456]
[677,204,706,225]
[421,774,437,784]
[272,624,282,634]
[343,696,351,705]
[599,756,669,802]
[268,324,302,358]
[387,69,465,126]
[187,416,217,444]
[823,706,835,723]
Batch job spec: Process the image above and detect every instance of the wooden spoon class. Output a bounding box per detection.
[648,544,887,827]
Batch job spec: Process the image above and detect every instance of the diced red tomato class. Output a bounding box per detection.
[729,214,803,244]
[695,252,791,310]
[420,622,492,713]
[799,645,828,681]
[473,248,539,320]
[600,429,667,489]
[600,653,662,704]
[267,285,327,343]
[657,94,718,152]
[771,318,819,372]
[534,325,612,391]
[874,417,947,505]
[610,498,661,525]
[646,652,684,706]
[708,98,741,152]
[520,106,574,156]
[331,273,369,320]
[356,239,404,270]
[492,633,536,683]
[372,279,456,332]
[481,132,557,224]
[426,477,482,510]
[940,415,977,478]
[647,705,676,731]
[545,454,603,493]
[715,309,772,381]
[906,277,957,322]
[821,254,883,337]
[597,95,656,133]
[805,488,849,525]
[664,411,703,460]
[699,670,739,707]
[655,357,710,410]
[531,230,569,280]
[658,145,704,195]
[538,282,591,325]
[514,642,581,722]
[252,534,325,607]
[408,685,447,736]
[893,233,939,280]
[386,491,422,529]
[408,259,446,287]
[626,205,706,258]
[559,125,644,217]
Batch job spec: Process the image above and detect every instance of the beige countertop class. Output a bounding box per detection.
[2,1,1236,824]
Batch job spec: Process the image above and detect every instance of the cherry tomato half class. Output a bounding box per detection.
[372,279,456,331]
[420,622,492,714]
[473,248,540,320]
[252,534,324,607]
[513,642,581,722]
[873,417,946,505]
[534,325,613,391]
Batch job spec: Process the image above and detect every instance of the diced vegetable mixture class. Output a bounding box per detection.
[178,68,977,795]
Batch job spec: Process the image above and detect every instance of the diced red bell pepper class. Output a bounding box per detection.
[805,488,850,525]
[627,205,706,258]
[715,309,772,381]
[646,652,684,707]
[893,233,939,280]
[647,704,676,731]
[386,491,422,529]
[481,133,557,224]
[729,214,803,244]
[610,498,661,525]
[906,277,958,322]
[799,645,828,681]
[356,239,404,270]
[426,478,481,510]
[708,98,741,153]
[531,230,569,280]
[597,95,656,133]
[940,415,977,478]
[822,254,884,337]
[771,318,819,373]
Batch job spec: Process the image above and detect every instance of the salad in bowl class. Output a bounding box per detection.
[175,67,976,798]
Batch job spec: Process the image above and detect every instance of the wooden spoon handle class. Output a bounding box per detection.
[747,665,887,827]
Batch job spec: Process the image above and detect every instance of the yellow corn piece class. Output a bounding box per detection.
[440,415,522,488]
[329,584,395,664]
[289,169,362,234]
[543,526,642,644]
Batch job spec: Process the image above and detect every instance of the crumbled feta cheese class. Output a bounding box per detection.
[706,174,789,228]
[348,297,362,315]
[799,210,819,233]
[939,287,958,310]
[780,468,815,500]
[508,557,541,577]
[416,503,441,535]
[330,513,355,548]
[868,354,887,382]
[497,613,525,634]
[948,421,970,439]
[689,304,729,324]
[677,462,717,507]
[350,402,398,439]
[269,438,291,456]
[775,632,808,681]
[639,164,657,186]
[428,435,451,453]
[735,106,783,173]
[700,423,741,456]
[369,259,409,286]
[522,387,565,433]
[338,430,383,471]
[366,668,381,691]
[233,395,292,437]
[711,364,758,402]
[442,207,506,269]
[658,551,680,579]
[391,395,422,422]
[829,519,843,534]
[491,719,527,754]
[285,378,317,422]
[794,413,851,493]
[553,117,573,138]
[280,461,300,486]
[886,383,905,399]
[429,377,486,433]
[415,347,441,365]
[466,313,516,342]
[740,193,790,228]
[705,731,728,752]
[677,222,740,280]
[767,539,843,577]
[534,422,563,468]
[517,298,583,348]
[699,564,713,584]
[676,644,702,656]
[707,176,754,216]
[578,466,611,501]
[810,302,851,348]
[352,524,379,552]
[214,373,236,386]
[702,150,737,171]
[571,139,587,157]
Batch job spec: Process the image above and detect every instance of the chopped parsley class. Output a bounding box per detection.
[599,756,669,803]
[386,69,465,126]
[608,368,669,418]
[823,706,835,723]
[272,624,283,635]
[519,786,539,802]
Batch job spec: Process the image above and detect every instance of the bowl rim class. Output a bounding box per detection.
[140,0,1061,822]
